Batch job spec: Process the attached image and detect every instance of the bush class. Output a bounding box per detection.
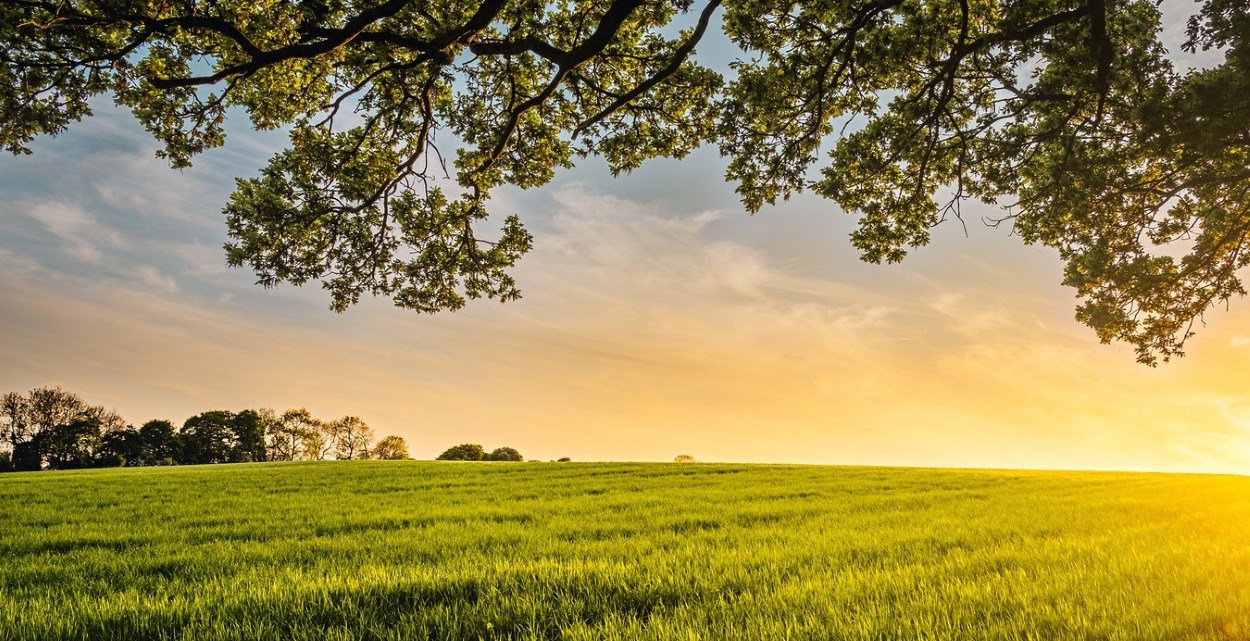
[437,443,486,461]
[674,454,695,463]
[487,447,523,462]
[557,457,572,462]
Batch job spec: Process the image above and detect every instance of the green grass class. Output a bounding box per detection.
[1,462,1248,640]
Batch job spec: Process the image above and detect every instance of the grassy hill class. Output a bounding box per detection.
[1,461,1248,640]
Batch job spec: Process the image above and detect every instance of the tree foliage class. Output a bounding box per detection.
[332,416,374,460]
[436,443,525,461]
[4,0,1247,362]
[268,408,320,461]
[371,435,409,460]
[39,417,102,470]
[437,443,487,461]
[137,419,180,465]
[179,411,235,464]
[97,425,143,467]
[487,446,524,461]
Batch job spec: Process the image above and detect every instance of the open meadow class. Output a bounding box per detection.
[1,462,1248,640]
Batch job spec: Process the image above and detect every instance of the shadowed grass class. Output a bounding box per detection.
[1,462,1248,640]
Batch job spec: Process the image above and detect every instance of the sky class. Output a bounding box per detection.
[1,6,1248,474]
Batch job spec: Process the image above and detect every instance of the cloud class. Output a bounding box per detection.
[90,151,227,229]
[21,201,127,263]
[0,247,45,278]
[134,265,180,294]
[523,186,903,336]
[167,242,230,276]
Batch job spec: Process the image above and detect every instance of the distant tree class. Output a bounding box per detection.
[332,416,374,460]
[674,454,695,463]
[372,435,409,461]
[437,443,487,461]
[487,447,524,462]
[137,420,180,465]
[268,408,320,461]
[557,457,572,463]
[87,406,133,467]
[1,391,30,454]
[180,410,237,464]
[26,387,89,436]
[304,416,337,461]
[230,410,270,462]
[97,426,142,467]
[2,386,88,455]
[41,417,102,470]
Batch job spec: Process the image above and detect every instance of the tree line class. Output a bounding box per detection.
[0,386,409,473]
[436,444,524,462]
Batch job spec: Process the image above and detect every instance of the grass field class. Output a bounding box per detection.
[1,462,1249,640]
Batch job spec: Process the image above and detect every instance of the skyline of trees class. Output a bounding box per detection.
[0,386,410,472]
[436,444,526,462]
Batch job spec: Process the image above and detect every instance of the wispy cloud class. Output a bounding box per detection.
[134,265,180,294]
[21,201,128,263]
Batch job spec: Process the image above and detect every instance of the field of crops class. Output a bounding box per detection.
[1,461,1248,640]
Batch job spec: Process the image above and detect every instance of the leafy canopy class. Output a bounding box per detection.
[3,0,1248,363]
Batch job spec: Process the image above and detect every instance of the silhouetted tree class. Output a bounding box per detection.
[372,435,409,460]
[1,391,30,455]
[41,417,102,470]
[487,447,524,462]
[437,443,486,461]
[2,386,87,454]
[97,426,143,467]
[230,410,269,462]
[180,411,237,464]
[674,454,695,463]
[137,420,179,466]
